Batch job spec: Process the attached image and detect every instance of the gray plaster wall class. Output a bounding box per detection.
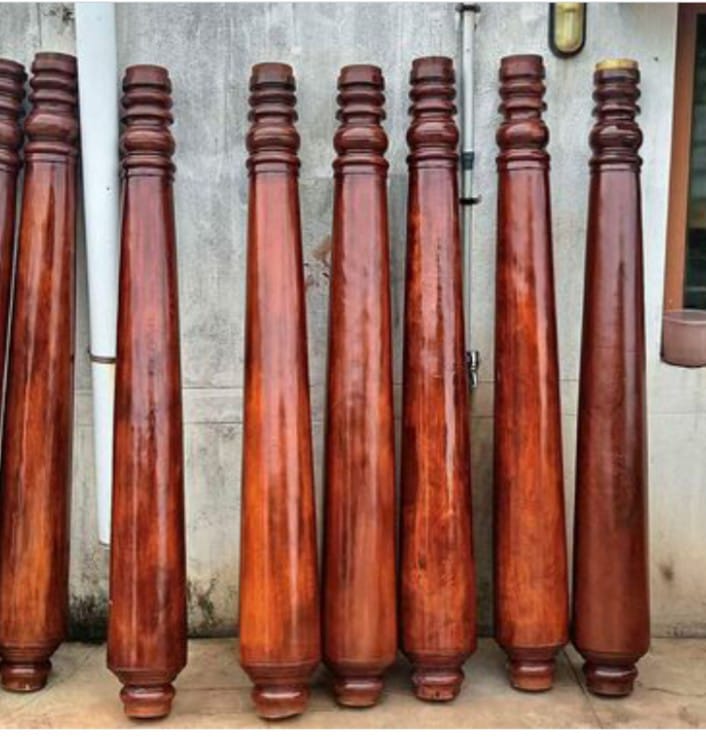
[0,3,700,639]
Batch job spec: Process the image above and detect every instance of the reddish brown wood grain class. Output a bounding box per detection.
[572,60,649,697]
[0,53,78,692]
[322,64,396,708]
[400,56,476,702]
[493,54,569,692]
[107,65,186,720]
[0,59,25,414]
[239,62,320,720]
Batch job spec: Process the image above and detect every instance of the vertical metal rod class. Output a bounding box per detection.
[457,4,480,387]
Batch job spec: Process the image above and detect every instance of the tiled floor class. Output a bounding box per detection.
[0,638,704,728]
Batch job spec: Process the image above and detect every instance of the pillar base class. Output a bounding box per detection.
[508,657,556,692]
[111,666,182,720]
[243,659,317,720]
[500,643,563,692]
[0,659,51,692]
[408,655,466,702]
[332,673,384,708]
[584,661,637,697]
[252,683,310,719]
[120,683,175,719]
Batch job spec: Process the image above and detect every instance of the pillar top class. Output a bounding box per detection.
[334,63,387,171]
[338,64,383,88]
[250,62,294,88]
[0,58,25,172]
[246,62,299,172]
[25,51,78,159]
[0,58,26,107]
[590,59,641,170]
[0,58,26,79]
[32,51,77,74]
[496,53,548,168]
[120,64,175,177]
[500,54,544,75]
[123,65,171,90]
[407,57,457,166]
[410,56,454,84]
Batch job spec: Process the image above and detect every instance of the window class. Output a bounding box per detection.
[664,4,706,311]
[662,4,706,367]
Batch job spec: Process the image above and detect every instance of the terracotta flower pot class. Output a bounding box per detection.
[662,309,706,367]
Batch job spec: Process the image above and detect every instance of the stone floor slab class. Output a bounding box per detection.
[0,638,702,728]
[565,638,706,728]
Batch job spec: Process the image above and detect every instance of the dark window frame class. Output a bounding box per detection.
[664,4,706,311]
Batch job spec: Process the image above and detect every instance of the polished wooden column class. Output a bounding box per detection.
[0,53,78,692]
[400,56,476,702]
[322,64,396,708]
[573,59,649,697]
[0,59,26,408]
[493,54,568,692]
[107,65,186,719]
[239,62,320,720]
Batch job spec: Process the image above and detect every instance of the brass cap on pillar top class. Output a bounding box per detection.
[595,58,638,71]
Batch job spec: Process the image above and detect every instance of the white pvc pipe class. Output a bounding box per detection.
[75,3,120,545]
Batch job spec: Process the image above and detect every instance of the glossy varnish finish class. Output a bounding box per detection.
[573,60,649,697]
[0,53,78,692]
[323,65,396,708]
[107,65,186,719]
[239,63,320,720]
[493,55,568,692]
[0,59,25,410]
[400,56,476,702]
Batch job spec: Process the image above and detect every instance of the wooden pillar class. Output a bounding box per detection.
[107,65,187,719]
[493,54,569,692]
[322,64,396,708]
[0,58,26,409]
[572,59,649,697]
[239,63,320,720]
[0,53,78,692]
[400,56,476,702]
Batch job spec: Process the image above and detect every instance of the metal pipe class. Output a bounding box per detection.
[457,4,480,387]
[75,3,120,545]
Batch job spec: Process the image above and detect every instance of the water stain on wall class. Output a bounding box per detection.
[660,561,675,583]
[187,576,236,638]
[69,592,108,642]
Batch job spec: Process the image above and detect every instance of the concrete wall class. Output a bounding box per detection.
[0,3,701,639]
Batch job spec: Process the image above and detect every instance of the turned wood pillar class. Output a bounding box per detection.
[0,53,78,692]
[400,56,476,702]
[107,65,187,719]
[493,54,569,692]
[0,59,26,410]
[239,63,320,720]
[322,64,396,708]
[572,59,649,697]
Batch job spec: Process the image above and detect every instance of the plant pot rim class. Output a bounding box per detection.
[663,308,706,325]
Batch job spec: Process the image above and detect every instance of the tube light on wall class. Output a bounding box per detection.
[549,3,587,58]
